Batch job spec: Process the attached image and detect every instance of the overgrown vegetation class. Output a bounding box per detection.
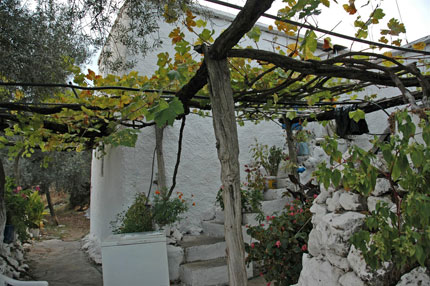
[245,198,314,285]
[316,110,430,277]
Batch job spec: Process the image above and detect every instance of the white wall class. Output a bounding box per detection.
[91,6,300,241]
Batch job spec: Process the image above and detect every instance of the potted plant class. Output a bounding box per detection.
[104,190,188,285]
[250,142,285,190]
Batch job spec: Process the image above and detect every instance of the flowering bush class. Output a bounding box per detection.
[245,198,314,285]
[5,177,46,241]
[113,190,188,234]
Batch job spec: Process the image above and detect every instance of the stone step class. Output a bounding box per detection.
[261,198,292,217]
[263,188,286,201]
[201,221,224,238]
[179,235,226,263]
[179,258,253,286]
[201,221,254,244]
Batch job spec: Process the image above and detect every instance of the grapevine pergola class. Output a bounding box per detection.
[1,0,429,285]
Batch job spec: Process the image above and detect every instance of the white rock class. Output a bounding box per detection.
[307,229,322,257]
[315,212,365,256]
[327,191,342,212]
[310,203,327,226]
[372,178,391,197]
[339,272,367,286]
[167,245,184,281]
[315,187,332,204]
[396,267,430,286]
[172,228,183,242]
[297,254,344,286]
[326,252,351,271]
[329,212,366,231]
[14,249,24,262]
[367,196,394,213]
[347,245,391,285]
[339,192,366,211]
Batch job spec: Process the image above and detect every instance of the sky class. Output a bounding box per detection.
[198,0,430,49]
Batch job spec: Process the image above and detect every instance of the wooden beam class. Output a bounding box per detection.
[228,49,429,88]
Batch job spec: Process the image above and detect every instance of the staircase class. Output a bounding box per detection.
[178,187,293,286]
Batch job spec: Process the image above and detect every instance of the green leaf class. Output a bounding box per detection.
[331,169,341,187]
[199,29,214,42]
[415,245,425,266]
[349,109,365,123]
[154,97,184,127]
[246,26,261,42]
[196,19,206,28]
[104,129,138,147]
[391,159,401,181]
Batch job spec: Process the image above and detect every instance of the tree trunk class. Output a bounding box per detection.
[284,117,300,183]
[43,184,59,226]
[155,126,167,192]
[0,159,6,244]
[204,46,247,286]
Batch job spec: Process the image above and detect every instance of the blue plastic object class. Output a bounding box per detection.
[297,167,306,173]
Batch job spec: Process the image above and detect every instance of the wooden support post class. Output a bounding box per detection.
[155,126,167,192]
[204,46,247,286]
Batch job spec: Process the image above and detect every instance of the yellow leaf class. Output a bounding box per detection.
[321,0,330,7]
[287,43,299,57]
[268,25,273,31]
[382,52,395,67]
[15,90,24,100]
[412,42,426,51]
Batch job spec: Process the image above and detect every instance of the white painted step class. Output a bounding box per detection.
[179,235,226,263]
[201,221,254,243]
[261,198,293,217]
[201,221,224,238]
[180,258,253,286]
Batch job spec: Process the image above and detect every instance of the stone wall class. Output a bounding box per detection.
[0,240,29,279]
[296,175,430,286]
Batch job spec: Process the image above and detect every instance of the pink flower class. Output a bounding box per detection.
[289,212,294,216]
[21,194,28,199]
[313,194,318,199]
[289,206,294,211]
[260,223,265,227]
[266,216,271,222]
[299,208,304,213]
[275,240,281,248]
[301,244,307,251]
[267,282,271,286]
[13,189,19,194]
[271,216,275,220]
[251,243,255,249]
[35,185,41,192]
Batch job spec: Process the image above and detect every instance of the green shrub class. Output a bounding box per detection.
[114,191,188,234]
[5,177,46,241]
[245,198,314,285]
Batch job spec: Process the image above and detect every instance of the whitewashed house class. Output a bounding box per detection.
[87,2,430,284]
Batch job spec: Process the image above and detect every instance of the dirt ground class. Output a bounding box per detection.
[40,192,90,241]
